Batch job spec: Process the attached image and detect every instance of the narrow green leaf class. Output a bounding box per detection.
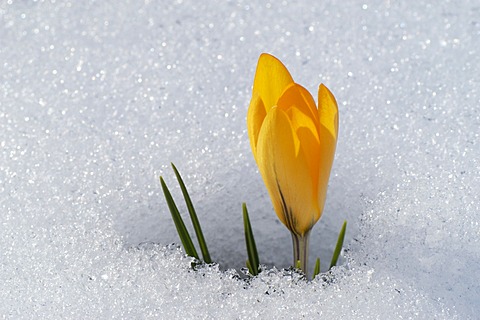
[329,220,347,269]
[171,163,212,263]
[243,203,259,276]
[160,176,199,259]
[246,259,253,275]
[295,260,301,269]
[313,257,321,279]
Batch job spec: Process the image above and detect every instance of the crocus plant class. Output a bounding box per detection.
[247,53,339,275]
[161,53,345,280]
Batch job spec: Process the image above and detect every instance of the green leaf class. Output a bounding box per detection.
[313,257,321,279]
[295,260,301,269]
[160,176,199,260]
[246,259,253,275]
[171,163,212,263]
[329,220,347,269]
[243,203,259,276]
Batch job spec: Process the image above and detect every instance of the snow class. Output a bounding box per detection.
[1,0,479,318]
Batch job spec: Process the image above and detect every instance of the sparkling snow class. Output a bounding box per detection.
[1,0,479,318]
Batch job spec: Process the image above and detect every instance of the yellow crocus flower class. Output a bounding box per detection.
[247,53,338,274]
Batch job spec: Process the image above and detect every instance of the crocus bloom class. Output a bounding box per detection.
[247,53,338,274]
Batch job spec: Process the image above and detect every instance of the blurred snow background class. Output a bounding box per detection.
[1,0,479,318]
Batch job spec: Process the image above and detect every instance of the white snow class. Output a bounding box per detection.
[1,0,479,318]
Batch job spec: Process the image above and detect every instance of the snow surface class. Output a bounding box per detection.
[1,0,479,318]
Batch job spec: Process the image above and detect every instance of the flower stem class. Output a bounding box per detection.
[291,230,311,277]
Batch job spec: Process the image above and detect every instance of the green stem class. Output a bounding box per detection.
[291,230,310,277]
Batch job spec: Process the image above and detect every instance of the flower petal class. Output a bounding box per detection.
[278,83,319,134]
[256,107,319,236]
[247,92,266,159]
[252,53,294,112]
[277,83,321,194]
[316,84,339,220]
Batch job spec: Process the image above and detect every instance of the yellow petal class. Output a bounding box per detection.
[247,92,266,159]
[277,83,321,192]
[277,83,319,133]
[316,84,339,220]
[256,107,320,236]
[252,53,294,112]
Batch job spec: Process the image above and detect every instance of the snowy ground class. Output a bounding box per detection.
[1,1,479,319]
